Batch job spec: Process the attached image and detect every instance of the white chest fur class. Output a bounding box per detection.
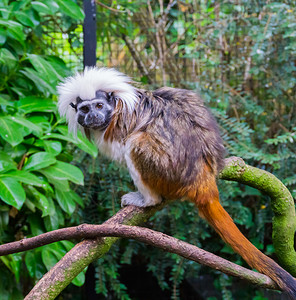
[94,131,127,164]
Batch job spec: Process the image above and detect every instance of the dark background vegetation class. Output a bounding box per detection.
[0,0,295,299]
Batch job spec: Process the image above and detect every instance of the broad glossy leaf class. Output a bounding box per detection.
[41,133,76,143]
[8,254,22,283]
[69,190,84,207]
[23,152,56,171]
[55,188,76,214]
[5,115,42,136]
[20,68,56,94]
[0,28,7,45]
[0,151,17,172]
[41,247,59,271]
[0,170,44,186]
[27,186,50,217]
[31,1,52,14]
[46,56,70,78]
[17,96,56,113]
[57,127,98,158]
[0,96,13,106]
[28,116,52,133]
[60,240,75,251]
[0,20,25,42]
[56,0,84,20]
[0,117,24,146]
[41,161,84,185]
[44,212,59,231]
[43,0,59,14]
[25,252,37,278]
[47,177,70,191]
[44,140,62,156]
[14,11,35,27]
[72,271,85,287]
[28,214,44,236]
[0,177,26,209]
[27,54,63,82]
[0,48,16,68]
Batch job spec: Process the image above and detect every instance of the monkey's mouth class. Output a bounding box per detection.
[78,120,109,131]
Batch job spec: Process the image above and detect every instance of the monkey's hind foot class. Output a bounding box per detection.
[121,191,146,207]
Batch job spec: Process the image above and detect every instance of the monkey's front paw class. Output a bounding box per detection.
[121,192,145,207]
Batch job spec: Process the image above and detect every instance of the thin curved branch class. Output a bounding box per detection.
[96,1,125,13]
[220,157,296,275]
[25,204,165,300]
[0,223,279,290]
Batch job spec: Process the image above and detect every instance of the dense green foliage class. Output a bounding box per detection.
[0,0,295,299]
[0,0,91,298]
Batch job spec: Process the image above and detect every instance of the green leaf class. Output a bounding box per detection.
[27,54,63,82]
[55,188,76,214]
[0,20,25,43]
[72,271,85,286]
[5,115,42,136]
[44,140,62,156]
[44,212,59,231]
[28,116,52,133]
[8,254,22,283]
[28,214,44,236]
[57,127,98,158]
[0,117,24,146]
[0,170,44,186]
[14,11,35,27]
[0,48,16,68]
[0,177,26,209]
[0,28,7,45]
[41,133,76,143]
[27,186,50,217]
[42,0,59,14]
[20,68,56,95]
[60,240,75,251]
[17,96,56,113]
[41,247,59,271]
[25,252,37,278]
[69,190,84,207]
[31,1,52,14]
[23,152,56,171]
[47,177,70,191]
[0,151,17,172]
[0,96,13,107]
[40,161,84,185]
[56,0,84,20]
[0,207,9,229]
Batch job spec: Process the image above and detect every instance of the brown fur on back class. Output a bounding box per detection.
[104,87,225,199]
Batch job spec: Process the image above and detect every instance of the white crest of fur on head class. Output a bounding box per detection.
[57,67,138,134]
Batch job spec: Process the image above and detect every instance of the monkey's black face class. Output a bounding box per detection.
[72,90,116,131]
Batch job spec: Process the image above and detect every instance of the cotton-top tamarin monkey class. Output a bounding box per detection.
[58,67,296,298]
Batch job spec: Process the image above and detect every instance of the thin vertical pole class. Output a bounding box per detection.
[83,0,97,68]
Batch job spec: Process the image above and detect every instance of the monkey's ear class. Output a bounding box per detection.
[69,102,77,112]
[107,92,117,107]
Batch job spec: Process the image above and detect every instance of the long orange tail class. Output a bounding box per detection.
[194,183,296,299]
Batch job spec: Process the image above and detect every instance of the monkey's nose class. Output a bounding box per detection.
[85,113,103,127]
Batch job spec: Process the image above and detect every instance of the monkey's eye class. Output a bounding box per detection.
[96,103,103,109]
[80,106,89,113]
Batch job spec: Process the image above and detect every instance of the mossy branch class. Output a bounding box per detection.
[22,157,296,299]
[220,157,296,275]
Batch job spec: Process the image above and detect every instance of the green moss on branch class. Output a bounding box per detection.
[220,157,296,275]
